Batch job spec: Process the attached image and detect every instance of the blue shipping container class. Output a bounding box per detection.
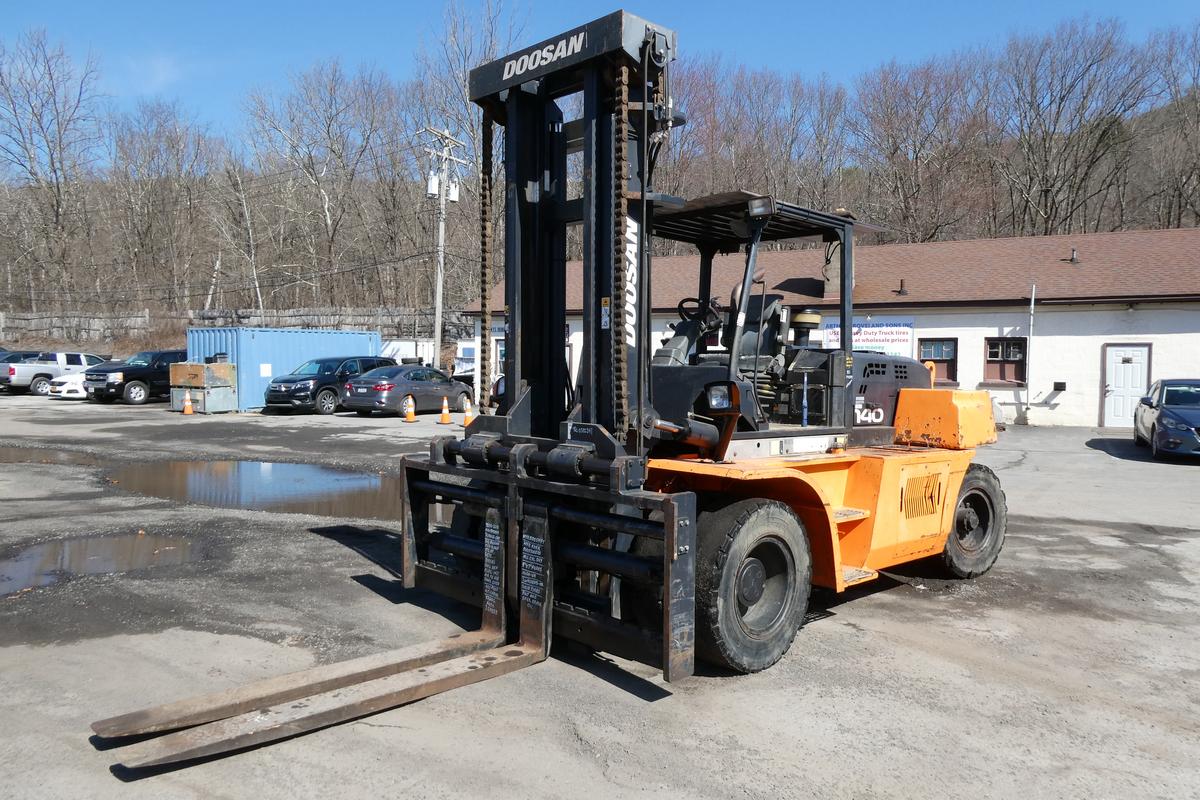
[186,327,382,411]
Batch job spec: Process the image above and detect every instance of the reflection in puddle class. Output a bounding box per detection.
[0,533,202,595]
[0,446,99,466]
[107,460,405,520]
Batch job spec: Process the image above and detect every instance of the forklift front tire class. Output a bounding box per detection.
[941,463,1007,578]
[696,499,811,673]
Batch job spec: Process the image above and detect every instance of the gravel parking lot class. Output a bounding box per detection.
[1,393,1197,799]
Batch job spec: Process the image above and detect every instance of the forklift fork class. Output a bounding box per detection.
[91,507,551,769]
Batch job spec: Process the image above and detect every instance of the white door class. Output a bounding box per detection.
[1102,345,1149,427]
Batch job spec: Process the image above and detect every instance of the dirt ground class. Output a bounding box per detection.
[1,393,1197,799]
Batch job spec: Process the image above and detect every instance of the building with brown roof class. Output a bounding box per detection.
[463,227,1200,427]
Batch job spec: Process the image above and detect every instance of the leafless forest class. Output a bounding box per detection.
[1,4,1197,320]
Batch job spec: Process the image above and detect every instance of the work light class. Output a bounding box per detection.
[747,196,776,218]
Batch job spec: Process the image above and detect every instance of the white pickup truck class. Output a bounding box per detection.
[2,351,110,396]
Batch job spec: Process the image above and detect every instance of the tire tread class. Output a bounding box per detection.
[695,499,811,673]
[941,463,1007,578]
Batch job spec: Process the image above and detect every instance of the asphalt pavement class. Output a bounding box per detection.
[1,393,1196,799]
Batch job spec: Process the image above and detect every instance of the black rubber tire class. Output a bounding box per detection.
[315,389,338,415]
[619,533,665,632]
[355,410,373,417]
[122,381,148,405]
[1133,426,1146,447]
[1150,427,1164,461]
[456,392,471,413]
[30,376,51,396]
[695,499,811,673]
[941,464,1007,578]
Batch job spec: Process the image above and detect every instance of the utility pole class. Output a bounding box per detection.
[422,127,468,369]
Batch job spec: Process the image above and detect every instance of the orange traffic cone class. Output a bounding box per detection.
[182,388,194,415]
[462,396,474,426]
[437,396,452,425]
[402,395,417,423]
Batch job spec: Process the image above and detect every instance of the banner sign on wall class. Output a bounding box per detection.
[820,317,915,358]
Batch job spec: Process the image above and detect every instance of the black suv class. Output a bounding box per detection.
[84,350,187,404]
[264,356,396,415]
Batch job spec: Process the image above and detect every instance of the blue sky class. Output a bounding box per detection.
[3,0,1197,134]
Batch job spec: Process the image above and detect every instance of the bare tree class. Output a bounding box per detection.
[990,19,1155,235]
[851,56,987,241]
[1140,23,1200,227]
[1,10,1199,323]
[0,29,99,310]
[107,100,213,309]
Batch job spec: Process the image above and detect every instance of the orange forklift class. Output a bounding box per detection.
[91,10,1004,768]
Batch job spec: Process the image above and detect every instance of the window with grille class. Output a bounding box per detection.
[918,338,957,382]
[984,337,1026,383]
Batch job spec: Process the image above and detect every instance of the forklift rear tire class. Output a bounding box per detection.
[696,499,810,673]
[941,464,1007,578]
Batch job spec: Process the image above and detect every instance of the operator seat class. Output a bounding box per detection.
[698,292,785,373]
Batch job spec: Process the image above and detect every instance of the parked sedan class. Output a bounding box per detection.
[48,372,88,400]
[342,365,472,417]
[1134,379,1200,460]
[265,356,396,415]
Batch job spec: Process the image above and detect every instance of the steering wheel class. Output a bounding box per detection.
[678,296,724,322]
[677,297,708,322]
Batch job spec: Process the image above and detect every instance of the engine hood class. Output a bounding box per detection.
[85,362,133,374]
[1163,406,1200,427]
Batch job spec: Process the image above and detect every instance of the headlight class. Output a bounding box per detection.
[107,372,123,383]
[707,384,732,410]
[295,379,316,390]
[1162,417,1189,431]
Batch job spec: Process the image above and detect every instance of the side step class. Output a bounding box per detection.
[92,508,548,770]
[841,566,878,586]
[832,506,871,524]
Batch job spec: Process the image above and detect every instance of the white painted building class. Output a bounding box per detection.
[468,227,1200,427]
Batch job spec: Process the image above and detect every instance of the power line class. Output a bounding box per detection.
[25,251,442,305]
[56,137,435,224]
[10,203,456,281]
[15,247,481,300]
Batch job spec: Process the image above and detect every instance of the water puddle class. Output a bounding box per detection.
[1,532,202,596]
[0,446,100,467]
[107,460,405,520]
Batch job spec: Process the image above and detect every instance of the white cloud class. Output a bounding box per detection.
[123,53,183,94]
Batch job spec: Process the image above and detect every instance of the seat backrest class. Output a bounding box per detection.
[733,293,784,359]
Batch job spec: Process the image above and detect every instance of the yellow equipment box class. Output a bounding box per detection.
[893,388,997,449]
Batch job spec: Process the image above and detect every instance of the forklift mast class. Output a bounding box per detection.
[470,10,678,456]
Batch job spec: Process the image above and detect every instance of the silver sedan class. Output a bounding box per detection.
[341,365,472,417]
